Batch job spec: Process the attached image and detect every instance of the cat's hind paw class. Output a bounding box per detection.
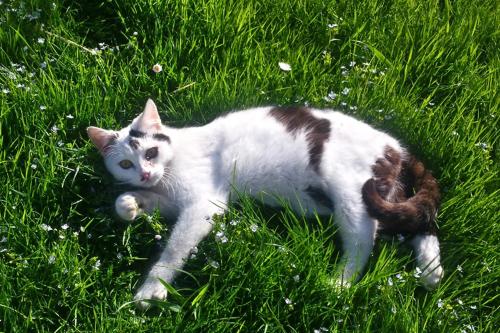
[115,193,141,221]
[420,265,444,290]
[134,279,168,310]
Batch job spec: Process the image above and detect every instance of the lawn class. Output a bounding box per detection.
[0,0,498,332]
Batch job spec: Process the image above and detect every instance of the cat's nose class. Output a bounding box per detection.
[140,172,151,182]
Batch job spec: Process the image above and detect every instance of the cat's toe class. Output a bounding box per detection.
[115,193,140,221]
[134,280,168,310]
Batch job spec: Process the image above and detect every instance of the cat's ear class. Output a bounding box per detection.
[87,126,118,156]
[133,99,162,131]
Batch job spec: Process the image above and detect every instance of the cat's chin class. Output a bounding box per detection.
[137,179,160,188]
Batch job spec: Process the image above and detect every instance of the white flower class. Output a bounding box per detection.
[387,277,393,286]
[437,299,444,308]
[152,63,163,73]
[349,61,356,67]
[391,306,397,314]
[229,219,239,226]
[327,23,338,29]
[341,87,351,95]
[414,267,422,278]
[324,91,337,102]
[250,224,258,232]
[133,31,138,36]
[66,114,74,119]
[41,224,53,231]
[293,274,300,282]
[215,231,228,243]
[61,224,69,230]
[278,62,292,72]
[39,105,47,110]
[2,88,10,94]
[48,255,56,264]
[189,246,198,259]
[456,264,463,273]
[154,234,162,241]
[31,164,37,170]
[93,259,101,270]
[475,142,488,150]
[209,260,220,269]
[284,297,292,305]
[51,125,59,133]
[37,37,45,44]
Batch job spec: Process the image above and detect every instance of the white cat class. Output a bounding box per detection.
[88,99,443,309]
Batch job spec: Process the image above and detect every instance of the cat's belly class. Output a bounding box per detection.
[230,173,333,216]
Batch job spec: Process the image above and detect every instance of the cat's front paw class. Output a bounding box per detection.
[115,193,141,221]
[134,278,168,310]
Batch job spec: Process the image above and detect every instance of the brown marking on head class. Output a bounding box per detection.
[362,146,440,236]
[269,106,331,173]
[153,133,171,143]
[129,139,140,150]
[129,129,146,138]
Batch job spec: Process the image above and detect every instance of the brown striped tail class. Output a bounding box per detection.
[362,153,441,235]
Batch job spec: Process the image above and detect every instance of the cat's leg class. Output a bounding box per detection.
[134,196,227,310]
[115,190,176,221]
[334,205,378,286]
[411,234,444,289]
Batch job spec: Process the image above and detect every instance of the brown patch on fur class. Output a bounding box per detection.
[362,146,440,235]
[305,186,335,210]
[269,106,331,173]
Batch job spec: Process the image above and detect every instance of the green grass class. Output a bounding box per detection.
[1,0,498,331]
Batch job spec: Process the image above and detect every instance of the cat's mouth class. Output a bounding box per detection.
[138,173,161,187]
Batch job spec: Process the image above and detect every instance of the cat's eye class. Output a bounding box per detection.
[145,147,158,160]
[119,160,134,169]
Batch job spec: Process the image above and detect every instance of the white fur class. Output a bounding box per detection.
[91,101,443,309]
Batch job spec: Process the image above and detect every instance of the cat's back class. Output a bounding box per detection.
[210,106,399,152]
[204,106,402,185]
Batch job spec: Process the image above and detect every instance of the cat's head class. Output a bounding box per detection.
[87,99,173,188]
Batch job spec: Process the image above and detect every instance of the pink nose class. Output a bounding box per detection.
[141,172,151,182]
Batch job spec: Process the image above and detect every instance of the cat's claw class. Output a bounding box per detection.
[115,193,141,221]
[134,279,168,310]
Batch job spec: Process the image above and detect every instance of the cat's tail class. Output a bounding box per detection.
[361,152,440,235]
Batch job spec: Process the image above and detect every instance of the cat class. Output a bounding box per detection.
[87,99,443,310]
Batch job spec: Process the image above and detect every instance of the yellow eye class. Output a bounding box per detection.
[119,160,133,169]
